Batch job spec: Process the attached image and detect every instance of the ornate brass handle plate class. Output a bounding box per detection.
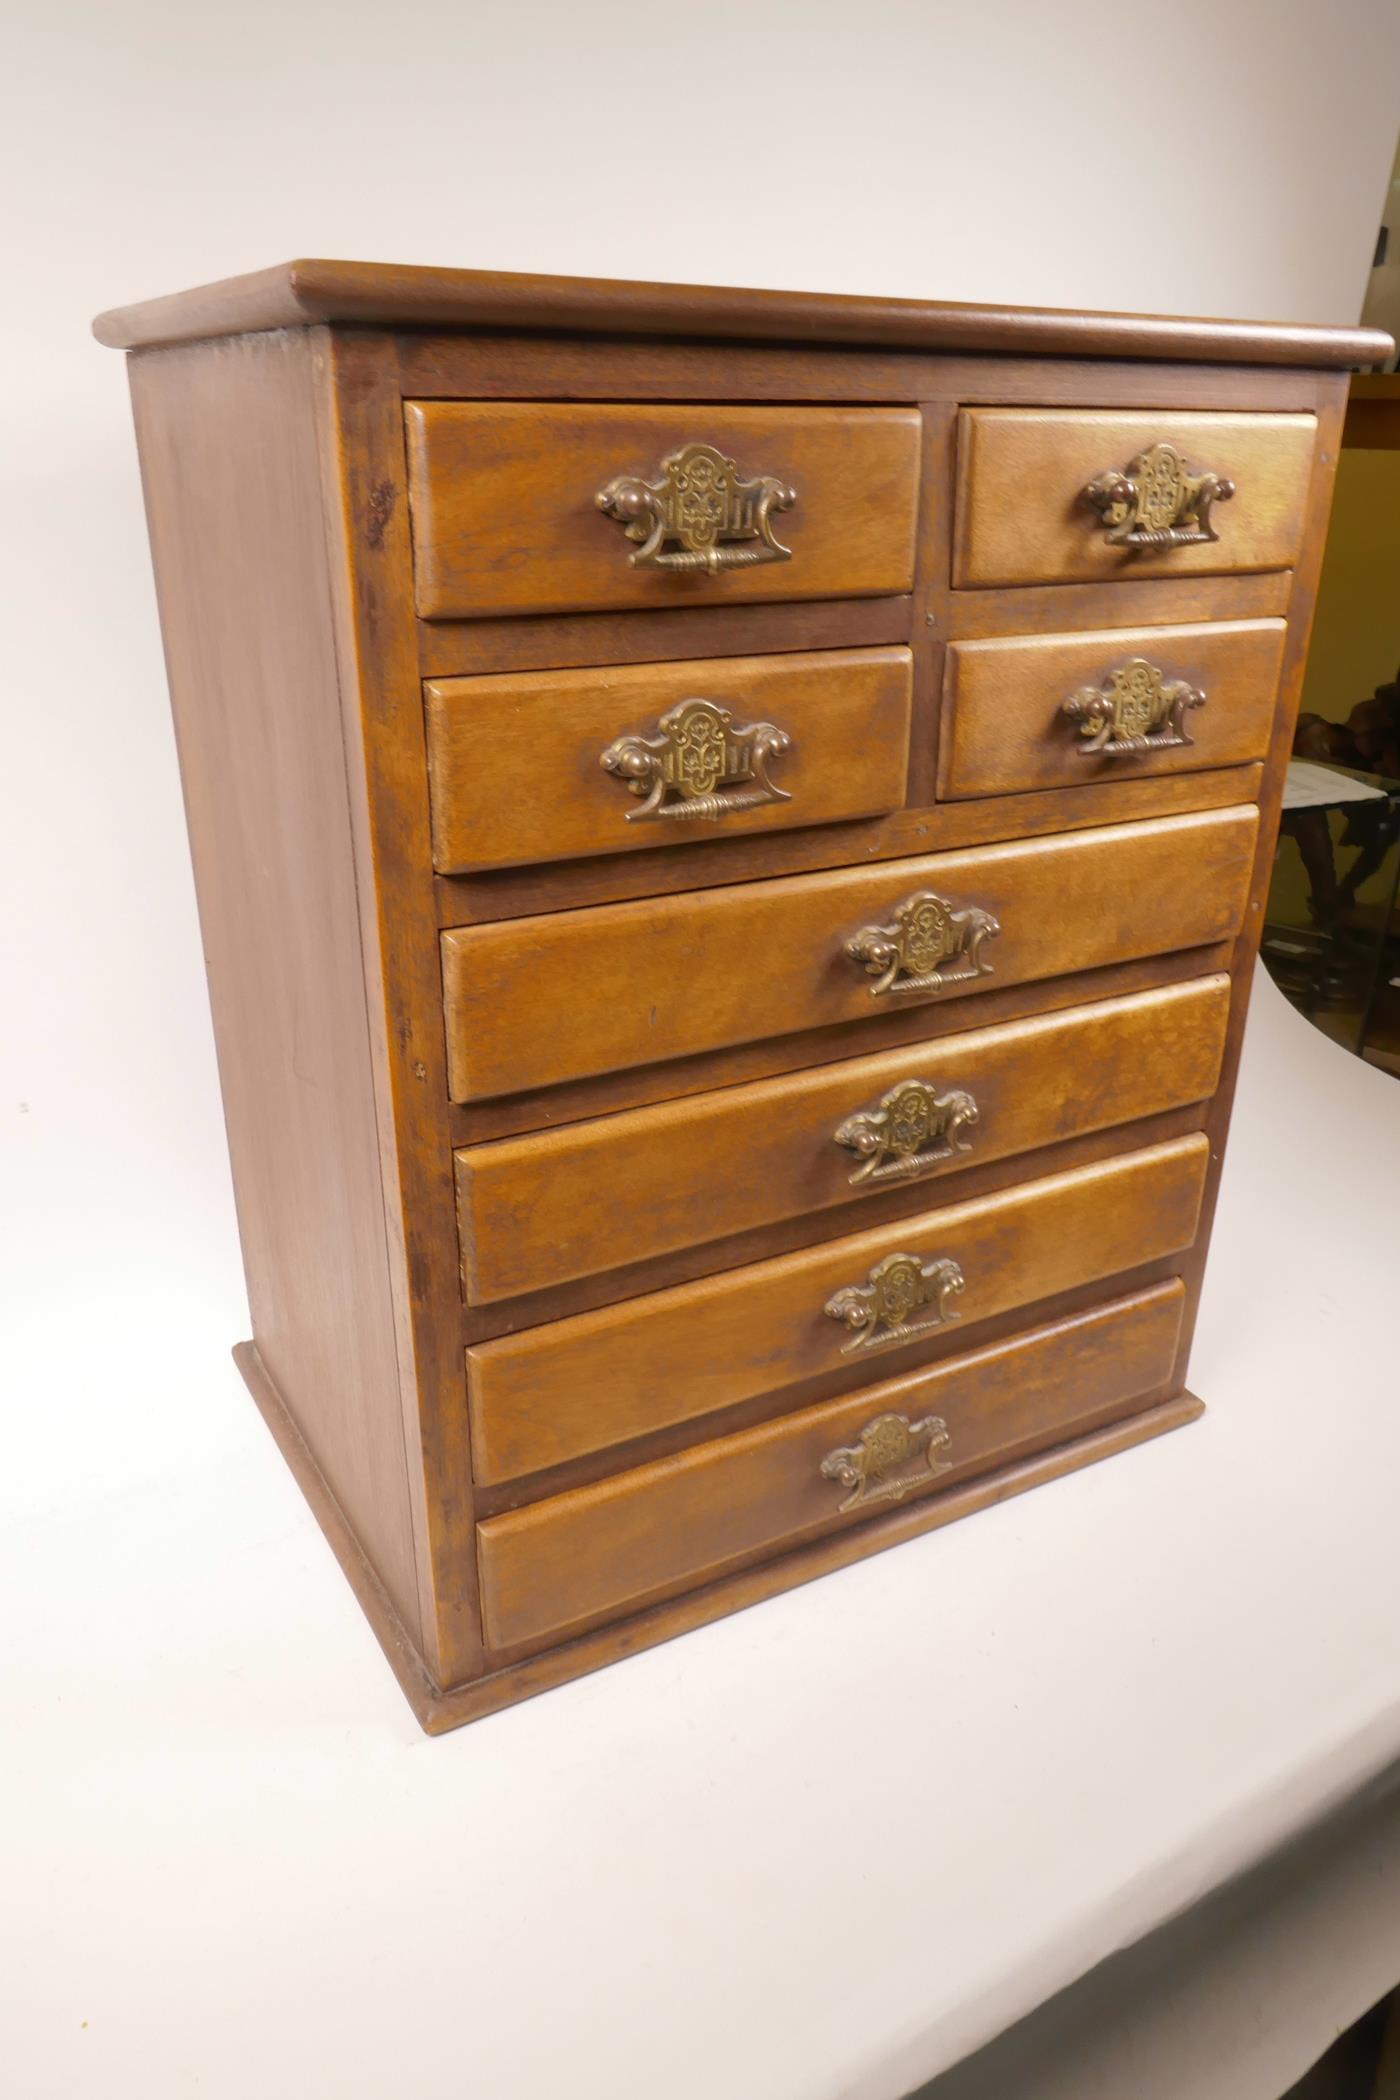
[846,888,1000,998]
[1080,440,1236,550]
[824,1250,965,1354]
[1062,657,1207,758]
[600,696,792,822]
[596,441,797,573]
[834,1079,979,1185]
[820,1410,953,1512]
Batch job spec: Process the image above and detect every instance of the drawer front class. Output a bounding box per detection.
[467,1133,1208,1483]
[939,619,1286,800]
[477,1281,1186,1649]
[953,410,1316,588]
[457,974,1230,1305]
[405,403,922,619]
[426,647,913,874]
[442,805,1257,1102]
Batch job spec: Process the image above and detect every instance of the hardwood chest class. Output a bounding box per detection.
[95,261,1388,1730]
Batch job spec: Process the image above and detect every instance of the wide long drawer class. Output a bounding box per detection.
[477,1281,1187,1650]
[953,409,1316,587]
[441,805,1258,1102]
[405,403,922,619]
[456,974,1230,1305]
[426,646,913,873]
[938,619,1286,799]
[466,1133,1209,1483]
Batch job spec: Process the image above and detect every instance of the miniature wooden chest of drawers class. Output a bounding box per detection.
[95,260,1388,1731]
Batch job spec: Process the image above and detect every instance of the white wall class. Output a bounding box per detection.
[1364,127,1400,354]
[4,0,1398,1487]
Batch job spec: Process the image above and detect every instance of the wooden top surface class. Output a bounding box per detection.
[92,257,1393,366]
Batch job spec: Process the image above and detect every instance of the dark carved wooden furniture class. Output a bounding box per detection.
[94,261,1389,1730]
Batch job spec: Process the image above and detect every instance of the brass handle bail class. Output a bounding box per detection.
[833,1079,978,1185]
[1061,657,1206,758]
[1080,440,1235,551]
[846,888,999,998]
[596,441,797,572]
[820,1411,953,1512]
[823,1250,965,1354]
[601,697,792,822]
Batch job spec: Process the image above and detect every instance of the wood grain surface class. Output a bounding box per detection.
[477,1281,1187,1648]
[939,618,1286,798]
[128,333,426,1645]
[434,768,1265,941]
[441,805,1258,1101]
[98,261,1370,1730]
[92,257,1392,367]
[466,1134,1209,1482]
[405,402,922,618]
[456,974,1230,1305]
[426,647,912,872]
[954,409,1316,586]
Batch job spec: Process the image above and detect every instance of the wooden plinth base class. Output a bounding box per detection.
[235,1340,1203,1736]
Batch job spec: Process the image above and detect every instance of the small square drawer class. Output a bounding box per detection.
[938,618,1286,799]
[476,1281,1186,1651]
[466,1133,1208,1483]
[953,409,1316,588]
[425,646,912,873]
[405,403,922,619]
[440,804,1258,1102]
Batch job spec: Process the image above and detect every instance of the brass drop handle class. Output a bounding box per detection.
[1061,657,1207,758]
[820,1410,953,1512]
[833,1079,978,1185]
[600,697,792,823]
[845,888,1000,998]
[823,1250,965,1354]
[596,441,797,572]
[1080,440,1236,550]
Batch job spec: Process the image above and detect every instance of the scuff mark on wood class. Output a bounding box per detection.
[366,479,397,550]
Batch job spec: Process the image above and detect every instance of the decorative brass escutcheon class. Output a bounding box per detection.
[600,696,792,822]
[845,888,1000,998]
[820,1411,953,1512]
[823,1250,965,1354]
[1080,440,1236,550]
[596,441,797,572]
[833,1079,979,1185]
[1061,657,1207,758]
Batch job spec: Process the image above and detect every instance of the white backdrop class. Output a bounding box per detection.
[4,5,1400,2093]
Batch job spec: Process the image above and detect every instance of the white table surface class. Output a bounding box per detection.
[1282,757,1391,810]
[7,967,1400,2100]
